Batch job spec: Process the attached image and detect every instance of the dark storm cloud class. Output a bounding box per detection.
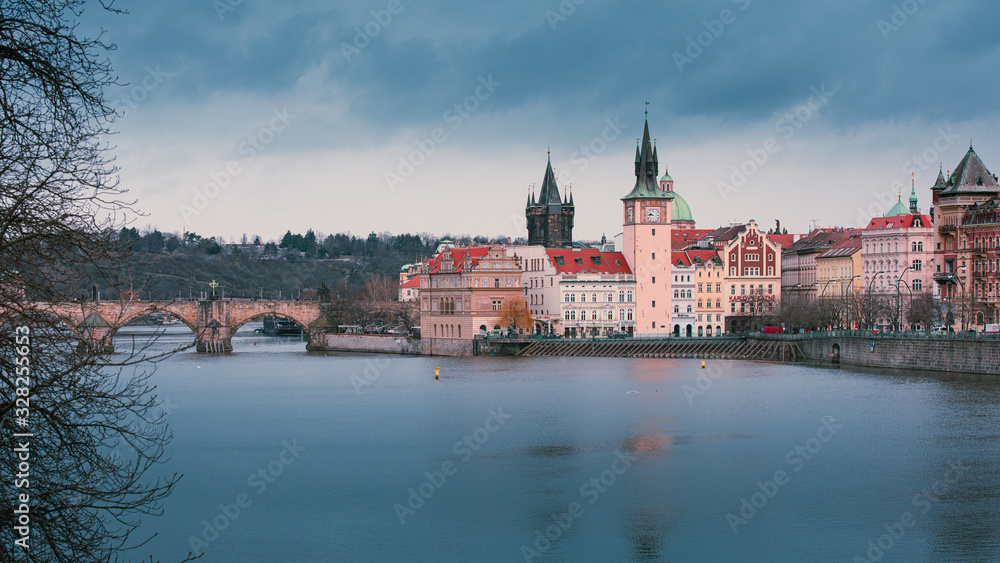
[95,0,1000,136]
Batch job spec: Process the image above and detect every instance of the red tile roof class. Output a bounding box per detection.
[816,235,862,259]
[766,234,796,248]
[546,249,632,275]
[400,275,421,288]
[426,246,491,273]
[671,229,713,250]
[864,214,932,230]
[672,249,722,267]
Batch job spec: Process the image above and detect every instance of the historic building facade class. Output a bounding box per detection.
[959,197,1000,326]
[515,246,635,336]
[420,245,525,340]
[931,147,1000,329]
[525,154,575,248]
[693,252,726,337]
[781,228,858,302]
[621,119,674,336]
[715,220,783,332]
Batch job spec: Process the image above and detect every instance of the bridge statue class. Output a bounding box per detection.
[40,299,330,353]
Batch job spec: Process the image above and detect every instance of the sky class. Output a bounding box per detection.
[84,0,1000,243]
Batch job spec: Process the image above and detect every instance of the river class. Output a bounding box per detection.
[117,325,1000,562]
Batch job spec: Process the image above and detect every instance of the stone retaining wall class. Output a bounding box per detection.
[319,334,473,356]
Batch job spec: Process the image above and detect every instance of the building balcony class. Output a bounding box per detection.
[938,225,956,234]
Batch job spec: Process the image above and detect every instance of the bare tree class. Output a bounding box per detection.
[496,298,533,333]
[907,292,942,333]
[0,2,196,561]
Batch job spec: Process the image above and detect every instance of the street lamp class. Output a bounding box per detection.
[894,266,912,332]
[845,274,861,329]
[865,271,885,331]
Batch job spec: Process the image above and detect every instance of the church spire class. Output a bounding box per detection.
[622,112,668,200]
[909,173,919,214]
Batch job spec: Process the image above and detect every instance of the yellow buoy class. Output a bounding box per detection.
[435,366,440,380]
[701,361,706,369]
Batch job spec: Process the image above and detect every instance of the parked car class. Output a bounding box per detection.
[930,326,948,335]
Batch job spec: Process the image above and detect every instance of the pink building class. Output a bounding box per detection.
[621,119,673,336]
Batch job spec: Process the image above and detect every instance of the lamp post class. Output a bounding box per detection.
[845,274,861,330]
[866,271,885,331]
[893,266,912,332]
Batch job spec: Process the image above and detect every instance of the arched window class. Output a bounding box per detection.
[570,311,576,321]
[592,294,597,302]
[592,311,598,321]
[627,291,633,302]
[627,309,633,321]
[565,311,570,320]
[687,305,693,313]
[619,290,625,302]
[581,293,586,302]
[674,305,680,313]
[698,326,704,337]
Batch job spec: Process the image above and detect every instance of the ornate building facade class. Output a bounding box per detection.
[420,245,525,340]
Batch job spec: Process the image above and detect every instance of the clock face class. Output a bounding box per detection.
[627,208,633,223]
[646,207,660,223]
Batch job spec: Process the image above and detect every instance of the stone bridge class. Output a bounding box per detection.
[39,299,328,353]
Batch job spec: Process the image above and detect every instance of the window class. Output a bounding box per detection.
[716,283,721,292]
[687,305,693,313]
[580,293,586,302]
[673,305,679,313]
[674,290,679,298]
[716,299,721,308]
[627,291,633,302]
[619,290,625,302]
[592,311,598,321]
[570,311,576,320]
[492,300,502,311]
[652,253,656,260]
[912,259,922,272]
[698,299,703,308]
[741,285,746,295]
[768,284,773,295]
[652,277,656,284]
[652,228,656,235]
[913,279,923,291]
[627,309,633,321]
[652,300,656,308]
[731,303,737,313]
[731,286,736,295]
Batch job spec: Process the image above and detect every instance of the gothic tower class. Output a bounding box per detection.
[622,117,673,336]
[526,153,575,247]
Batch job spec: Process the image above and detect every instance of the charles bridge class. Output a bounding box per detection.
[41,299,327,353]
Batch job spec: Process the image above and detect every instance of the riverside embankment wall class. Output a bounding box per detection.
[318,334,473,356]
[751,334,1000,375]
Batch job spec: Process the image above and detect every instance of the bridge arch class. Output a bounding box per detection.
[112,308,199,338]
[231,311,310,335]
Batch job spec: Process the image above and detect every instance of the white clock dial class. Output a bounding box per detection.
[646,207,660,222]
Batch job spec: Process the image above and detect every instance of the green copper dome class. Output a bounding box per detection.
[660,172,673,183]
[672,191,694,223]
[885,197,909,217]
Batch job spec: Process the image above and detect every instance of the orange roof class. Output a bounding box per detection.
[400,275,421,288]
[545,249,632,275]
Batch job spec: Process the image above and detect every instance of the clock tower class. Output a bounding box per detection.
[622,117,673,336]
